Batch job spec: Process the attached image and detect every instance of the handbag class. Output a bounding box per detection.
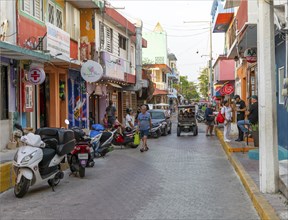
[134,132,140,145]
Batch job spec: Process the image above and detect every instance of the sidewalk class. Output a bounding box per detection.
[215,127,288,220]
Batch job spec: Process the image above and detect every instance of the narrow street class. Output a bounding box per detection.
[0,124,259,220]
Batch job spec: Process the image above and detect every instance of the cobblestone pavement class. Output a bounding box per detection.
[0,124,259,220]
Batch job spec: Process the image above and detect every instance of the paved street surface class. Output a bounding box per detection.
[0,124,259,220]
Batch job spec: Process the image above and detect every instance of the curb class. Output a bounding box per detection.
[215,128,279,220]
[0,162,15,193]
[0,161,69,193]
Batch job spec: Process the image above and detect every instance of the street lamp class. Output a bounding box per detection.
[183,20,213,102]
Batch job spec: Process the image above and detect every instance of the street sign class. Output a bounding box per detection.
[81,60,103,82]
[28,67,46,85]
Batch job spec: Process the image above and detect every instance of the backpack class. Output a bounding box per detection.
[216,111,225,123]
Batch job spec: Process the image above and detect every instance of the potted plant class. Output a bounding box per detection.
[251,123,259,147]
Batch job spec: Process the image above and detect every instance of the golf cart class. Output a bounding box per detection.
[177,105,198,136]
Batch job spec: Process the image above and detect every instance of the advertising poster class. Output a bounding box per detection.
[68,71,87,128]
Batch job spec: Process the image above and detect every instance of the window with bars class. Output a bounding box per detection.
[100,22,113,53]
[22,0,43,21]
[56,8,63,28]
[48,1,63,29]
[48,2,55,24]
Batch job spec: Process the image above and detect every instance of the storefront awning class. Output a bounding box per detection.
[0,41,51,61]
[109,82,122,89]
[153,88,168,96]
[214,82,234,96]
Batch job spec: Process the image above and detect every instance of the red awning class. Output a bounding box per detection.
[153,88,168,96]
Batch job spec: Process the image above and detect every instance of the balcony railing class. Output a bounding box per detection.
[155,82,168,90]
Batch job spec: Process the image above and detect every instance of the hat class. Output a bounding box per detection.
[233,95,240,99]
[248,95,258,100]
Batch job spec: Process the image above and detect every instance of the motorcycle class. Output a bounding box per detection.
[68,127,95,178]
[112,127,139,148]
[89,124,115,157]
[13,127,75,198]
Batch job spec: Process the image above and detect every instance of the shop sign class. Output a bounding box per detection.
[28,67,46,85]
[46,23,70,61]
[81,60,103,82]
[244,48,257,63]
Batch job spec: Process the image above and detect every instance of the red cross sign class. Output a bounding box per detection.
[28,68,46,85]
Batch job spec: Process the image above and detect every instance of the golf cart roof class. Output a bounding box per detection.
[178,105,196,108]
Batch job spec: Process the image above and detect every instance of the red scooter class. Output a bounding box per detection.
[68,127,94,178]
[112,127,139,148]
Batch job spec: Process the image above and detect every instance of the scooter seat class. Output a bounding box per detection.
[39,148,57,168]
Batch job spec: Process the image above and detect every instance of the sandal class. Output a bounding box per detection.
[206,133,210,136]
[145,146,149,151]
[140,148,145,152]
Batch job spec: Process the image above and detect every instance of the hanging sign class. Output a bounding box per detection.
[244,48,257,63]
[81,60,103,82]
[28,67,46,85]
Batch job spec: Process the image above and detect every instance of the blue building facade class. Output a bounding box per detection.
[275,33,288,150]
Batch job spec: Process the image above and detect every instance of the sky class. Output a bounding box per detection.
[110,0,225,82]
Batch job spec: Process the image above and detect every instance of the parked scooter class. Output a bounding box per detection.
[112,127,139,148]
[68,127,94,178]
[89,124,115,157]
[13,126,75,198]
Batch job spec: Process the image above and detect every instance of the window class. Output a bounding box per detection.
[156,70,161,82]
[22,0,43,21]
[119,35,127,50]
[48,1,63,29]
[162,73,166,83]
[65,2,80,40]
[100,22,113,53]
[0,66,9,120]
[279,67,285,104]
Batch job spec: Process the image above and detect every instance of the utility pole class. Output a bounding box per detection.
[258,0,279,193]
[209,21,213,102]
[183,20,213,102]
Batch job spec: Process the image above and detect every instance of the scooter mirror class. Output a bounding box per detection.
[64,119,70,125]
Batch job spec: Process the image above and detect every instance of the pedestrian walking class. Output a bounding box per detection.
[137,105,152,152]
[233,95,246,141]
[205,103,215,136]
[237,95,259,136]
[221,100,232,142]
[106,100,117,127]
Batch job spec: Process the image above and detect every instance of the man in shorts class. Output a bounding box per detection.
[137,105,152,152]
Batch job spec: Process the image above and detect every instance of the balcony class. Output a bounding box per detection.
[155,82,168,91]
[100,51,132,81]
[225,0,258,59]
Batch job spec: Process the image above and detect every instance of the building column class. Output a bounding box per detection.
[258,0,279,193]
[49,71,60,127]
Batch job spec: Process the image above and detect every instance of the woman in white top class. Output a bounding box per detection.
[221,100,232,142]
[125,108,134,129]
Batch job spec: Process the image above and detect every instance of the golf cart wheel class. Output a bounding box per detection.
[168,125,172,134]
[193,127,198,136]
[177,126,181,137]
